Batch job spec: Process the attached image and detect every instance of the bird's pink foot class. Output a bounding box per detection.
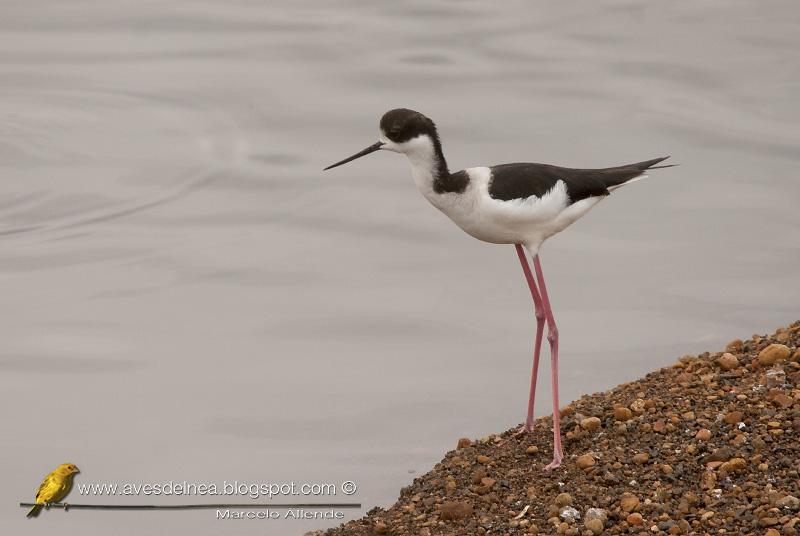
[514,421,534,436]
[499,423,533,446]
[544,453,563,471]
[498,422,533,446]
[63,503,70,512]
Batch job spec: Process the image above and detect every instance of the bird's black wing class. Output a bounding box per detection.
[487,157,671,204]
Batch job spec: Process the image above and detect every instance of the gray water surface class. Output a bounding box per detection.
[2,1,799,535]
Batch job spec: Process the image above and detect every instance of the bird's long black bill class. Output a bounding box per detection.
[323,141,384,170]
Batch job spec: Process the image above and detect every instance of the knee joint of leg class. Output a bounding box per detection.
[547,327,559,342]
[535,309,545,321]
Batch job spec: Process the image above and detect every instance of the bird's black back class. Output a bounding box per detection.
[487,157,671,204]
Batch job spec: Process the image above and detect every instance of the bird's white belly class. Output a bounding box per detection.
[435,196,527,244]
[418,167,604,250]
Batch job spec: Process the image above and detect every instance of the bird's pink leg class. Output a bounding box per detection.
[533,255,563,470]
[514,244,546,434]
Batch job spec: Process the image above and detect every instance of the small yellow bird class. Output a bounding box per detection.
[27,463,80,518]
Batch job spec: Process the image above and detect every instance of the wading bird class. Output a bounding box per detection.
[324,109,672,469]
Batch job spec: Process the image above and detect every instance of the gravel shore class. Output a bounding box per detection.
[322,322,800,536]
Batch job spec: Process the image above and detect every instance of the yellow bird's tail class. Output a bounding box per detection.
[27,504,43,518]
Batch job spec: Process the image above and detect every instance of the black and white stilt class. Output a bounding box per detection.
[324,108,674,470]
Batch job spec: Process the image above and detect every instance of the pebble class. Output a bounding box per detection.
[440,501,473,521]
[719,457,747,476]
[765,367,787,388]
[584,508,608,524]
[703,447,733,462]
[476,455,490,464]
[695,428,712,441]
[584,518,603,534]
[630,398,646,413]
[633,452,649,464]
[777,495,799,510]
[758,343,791,365]
[555,493,573,507]
[771,393,794,408]
[613,406,633,421]
[627,512,644,526]
[580,417,601,431]
[717,352,739,370]
[723,410,743,424]
[559,506,580,522]
[657,520,675,531]
[676,372,693,384]
[471,468,487,484]
[620,493,640,512]
[576,453,596,469]
[726,338,744,352]
[457,437,472,449]
[526,445,539,455]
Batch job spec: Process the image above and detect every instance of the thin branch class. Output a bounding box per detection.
[20,502,361,510]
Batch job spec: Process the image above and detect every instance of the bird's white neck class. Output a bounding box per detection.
[397,135,448,197]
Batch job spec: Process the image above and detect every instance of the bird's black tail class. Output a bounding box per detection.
[600,156,675,190]
[630,156,676,170]
[26,504,43,518]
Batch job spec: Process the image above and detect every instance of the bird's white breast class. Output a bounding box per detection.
[416,167,601,252]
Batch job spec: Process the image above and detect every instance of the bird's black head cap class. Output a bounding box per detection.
[380,108,439,144]
[380,108,448,177]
